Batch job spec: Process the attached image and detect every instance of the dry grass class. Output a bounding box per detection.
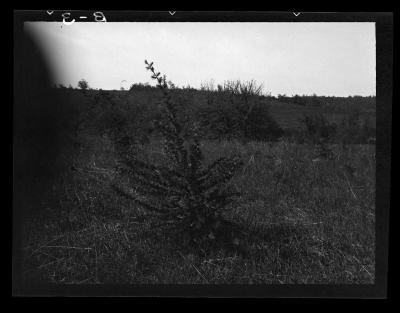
[18,131,375,284]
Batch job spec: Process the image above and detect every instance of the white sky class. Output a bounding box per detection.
[25,22,376,96]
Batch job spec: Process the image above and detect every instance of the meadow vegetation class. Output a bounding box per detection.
[16,64,375,285]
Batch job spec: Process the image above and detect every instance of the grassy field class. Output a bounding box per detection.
[19,129,375,284]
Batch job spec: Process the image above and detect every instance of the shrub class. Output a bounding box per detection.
[199,80,282,141]
[129,82,153,91]
[78,79,89,90]
[113,60,245,248]
[242,102,284,141]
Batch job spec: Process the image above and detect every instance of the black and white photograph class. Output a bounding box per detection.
[13,11,392,297]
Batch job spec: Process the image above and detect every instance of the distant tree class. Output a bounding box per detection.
[77,79,89,90]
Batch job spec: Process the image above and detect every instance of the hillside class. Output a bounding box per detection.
[55,87,376,133]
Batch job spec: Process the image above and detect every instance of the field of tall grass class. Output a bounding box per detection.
[19,131,375,284]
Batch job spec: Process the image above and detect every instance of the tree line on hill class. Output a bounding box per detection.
[53,79,376,148]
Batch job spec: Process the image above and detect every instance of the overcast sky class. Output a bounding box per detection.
[25,22,376,96]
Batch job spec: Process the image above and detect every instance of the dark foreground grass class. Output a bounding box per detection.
[19,133,375,284]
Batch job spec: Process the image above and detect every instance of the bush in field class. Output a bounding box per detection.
[242,103,284,141]
[78,79,89,90]
[113,60,244,248]
[199,80,282,141]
